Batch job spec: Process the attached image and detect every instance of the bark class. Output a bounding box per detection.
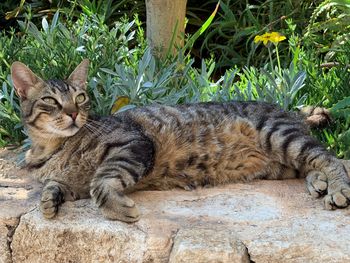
[146,0,188,58]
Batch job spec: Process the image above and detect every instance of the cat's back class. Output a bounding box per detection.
[126,100,304,135]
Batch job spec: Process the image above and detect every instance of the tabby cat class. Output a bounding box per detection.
[11,60,350,222]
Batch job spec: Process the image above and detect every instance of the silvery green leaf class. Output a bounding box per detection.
[42,17,49,33]
[142,81,153,88]
[17,21,26,30]
[76,46,86,52]
[51,11,60,31]
[100,68,119,76]
[117,104,137,113]
[27,22,44,44]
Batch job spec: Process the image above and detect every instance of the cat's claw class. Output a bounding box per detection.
[40,185,63,219]
[306,171,328,198]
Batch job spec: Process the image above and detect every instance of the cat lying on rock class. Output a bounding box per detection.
[10,60,350,222]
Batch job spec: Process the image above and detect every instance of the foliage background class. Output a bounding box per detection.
[1,0,350,158]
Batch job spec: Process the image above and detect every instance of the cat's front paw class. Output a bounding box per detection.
[94,191,140,222]
[323,184,350,210]
[40,185,64,219]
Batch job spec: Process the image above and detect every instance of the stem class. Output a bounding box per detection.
[268,46,274,73]
[275,44,281,75]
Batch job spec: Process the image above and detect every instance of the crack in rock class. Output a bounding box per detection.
[5,219,19,263]
[0,184,33,190]
[244,242,255,263]
[3,207,37,263]
[167,228,180,263]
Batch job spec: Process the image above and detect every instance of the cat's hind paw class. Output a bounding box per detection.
[306,171,328,198]
[301,106,331,128]
[324,185,350,210]
[40,185,64,219]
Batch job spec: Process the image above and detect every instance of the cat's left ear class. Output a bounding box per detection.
[67,59,89,89]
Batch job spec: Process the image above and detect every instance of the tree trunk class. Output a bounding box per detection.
[146,0,188,58]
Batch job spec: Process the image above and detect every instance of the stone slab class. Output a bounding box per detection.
[9,180,350,263]
[1,148,350,263]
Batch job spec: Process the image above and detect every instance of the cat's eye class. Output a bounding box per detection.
[76,94,86,104]
[42,97,57,105]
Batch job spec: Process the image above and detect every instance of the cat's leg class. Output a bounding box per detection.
[262,127,350,209]
[40,180,77,218]
[90,138,154,222]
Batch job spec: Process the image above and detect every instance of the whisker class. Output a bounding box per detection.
[86,119,114,133]
[84,124,103,137]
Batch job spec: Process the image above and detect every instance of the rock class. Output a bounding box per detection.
[1,148,350,263]
[168,228,250,263]
[12,207,148,263]
[8,181,350,263]
[0,148,40,263]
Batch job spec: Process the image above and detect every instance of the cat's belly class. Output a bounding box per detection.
[134,153,269,191]
[133,118,270,191]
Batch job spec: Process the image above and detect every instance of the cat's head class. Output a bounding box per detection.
[11,60,90,139]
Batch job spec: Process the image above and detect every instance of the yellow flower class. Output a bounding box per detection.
[254,33,270,46]
[269,32,286,44]
[254,32,286,46]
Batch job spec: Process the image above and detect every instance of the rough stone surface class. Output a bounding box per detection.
[0,148,40,263]
[1,148,350,263]
[168,228,250,263]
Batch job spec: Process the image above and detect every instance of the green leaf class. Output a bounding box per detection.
[184,1,220,51]
[331,108,350,119]
[100,68,119,76]
[330,96,350,112]
[340,129,350,145]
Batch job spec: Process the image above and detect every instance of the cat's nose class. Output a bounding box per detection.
[68,112,78,121]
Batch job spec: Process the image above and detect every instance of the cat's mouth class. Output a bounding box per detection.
[66,123,79,129]
[62,123,81,135]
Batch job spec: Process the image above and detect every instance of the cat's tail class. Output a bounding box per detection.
[299,106,331,128]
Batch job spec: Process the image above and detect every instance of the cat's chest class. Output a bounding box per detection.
[30,138,102,192]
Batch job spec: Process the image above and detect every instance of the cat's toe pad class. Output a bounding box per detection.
[306,171,328,198]
[324,186,350,210]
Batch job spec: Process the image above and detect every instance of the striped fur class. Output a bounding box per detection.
[11,60,350,222]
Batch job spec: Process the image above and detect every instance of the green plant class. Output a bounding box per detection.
[191,0,319,72]
[305,0,350,59]
[14,12,144,79]
[2,0,322,75]
[327,97,350,158]
[3,0,146,27]
[298,39,350,157]
[0,79,22,147]
[99,37,308,116]
[95,48,195,114]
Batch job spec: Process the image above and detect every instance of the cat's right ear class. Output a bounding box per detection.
[67,59,89,90]
[11,62,44,100]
